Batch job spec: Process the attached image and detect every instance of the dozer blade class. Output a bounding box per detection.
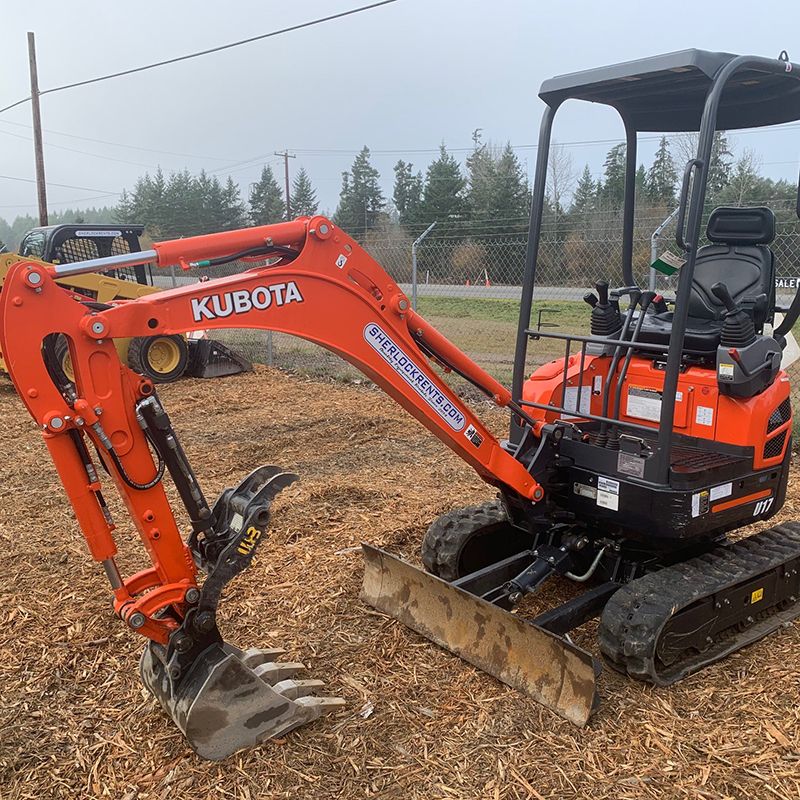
[186,337,252,379]
[361,544,598,726]
[141,641,344,761]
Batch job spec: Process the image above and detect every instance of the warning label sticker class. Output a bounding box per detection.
[710,482,732,502]
[597,476,620,511]
[691,490,710,518]
[626,386,662,422]
[695,405,714,427]
[561,385,592,420]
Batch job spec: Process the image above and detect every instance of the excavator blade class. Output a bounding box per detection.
[141,642,345,760]
[361,544,598,726]
[185,337,252,379]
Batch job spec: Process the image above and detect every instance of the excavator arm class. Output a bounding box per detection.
[0,216,548,758]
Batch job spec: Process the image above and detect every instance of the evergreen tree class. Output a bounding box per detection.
[290,167,318,217]
[599,143,627,209]
[418,144,466,231]
[635,164,648,199]
[490,143,528,233]
[221,177,247,230]
[646,136,677,205]
[333,146,385,237]
[392,159,423,226]
[571,165,597,217]
[707,131,734,205]
[465,144,496,221]
[249,165,285,225]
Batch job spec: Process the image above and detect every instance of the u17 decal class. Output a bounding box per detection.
[753,497,774,516]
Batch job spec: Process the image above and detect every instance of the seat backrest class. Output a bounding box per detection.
[687,206,776,323]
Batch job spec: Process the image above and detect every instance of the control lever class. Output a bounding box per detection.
[711,281,738,314]
[595,280,609,306]
[652,294,668,314]
[583,292,598,308]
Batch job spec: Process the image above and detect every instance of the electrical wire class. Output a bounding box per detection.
[0,1,398,118]
[0,173,119,193]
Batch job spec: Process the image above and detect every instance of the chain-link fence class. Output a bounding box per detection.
[170,202,800,409]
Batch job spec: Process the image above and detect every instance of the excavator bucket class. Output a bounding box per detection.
[140,642,344,760]
[136,464,344,760]
[186,337,253,379]
[361,544,598,726]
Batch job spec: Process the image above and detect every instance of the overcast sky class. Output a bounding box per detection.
[1,0,799,223]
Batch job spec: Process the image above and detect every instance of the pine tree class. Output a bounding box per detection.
[418,144,466,232]
[249,165,285,225]
[221,177,247,230]
[333,146,385,237]
[646,136,677,205]
[115,189,136,223]
[290,167,318,217]
[490,143,528,233]
[707,131,734,205]
[571,165,596,218]
[392,160,423,226]
[599,143,627,209]
[466,145,496,221]
[635,164,648,199]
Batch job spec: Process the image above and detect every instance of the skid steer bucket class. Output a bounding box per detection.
[186,337,252,379]
[361,544,598,726]
[141,642,344,760]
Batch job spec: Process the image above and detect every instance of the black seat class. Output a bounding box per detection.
[638,206,776,355]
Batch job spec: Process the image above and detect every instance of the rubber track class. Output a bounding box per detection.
[598,522,800,685]
[421,499,508,581]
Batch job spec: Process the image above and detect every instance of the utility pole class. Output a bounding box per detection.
[27,31,48,226]
[274,150,296,218]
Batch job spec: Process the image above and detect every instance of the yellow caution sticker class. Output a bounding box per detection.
[751,587,764,604]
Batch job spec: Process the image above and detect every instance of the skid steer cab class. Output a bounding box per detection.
[3,49,800,761]
[1,223,250,382]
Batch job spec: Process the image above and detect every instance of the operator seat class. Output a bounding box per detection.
[638,206,776,355]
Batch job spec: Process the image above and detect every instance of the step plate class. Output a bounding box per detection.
[361,544,598,726]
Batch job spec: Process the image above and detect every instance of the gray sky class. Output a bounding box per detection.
[1,0,799,222]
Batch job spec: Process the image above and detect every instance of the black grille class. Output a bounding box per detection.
[763,430,787,459]
[767,398,792,433]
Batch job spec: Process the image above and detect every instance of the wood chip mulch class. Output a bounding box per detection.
[1,366,798,799]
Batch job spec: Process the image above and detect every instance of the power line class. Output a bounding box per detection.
[0,128,159,168]
[0,192,118,209]
[0,118,236,162]
[0,1,398,117]
[0,173,119,194]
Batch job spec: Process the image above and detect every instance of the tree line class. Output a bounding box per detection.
[1,133,796,284]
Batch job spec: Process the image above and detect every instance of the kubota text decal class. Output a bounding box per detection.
[364,323,465,430]
[191,281,304,322]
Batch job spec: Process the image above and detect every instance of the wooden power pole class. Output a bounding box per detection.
[27,31,48,226]
[274,150,296,218]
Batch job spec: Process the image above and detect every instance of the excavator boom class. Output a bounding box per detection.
[0,216,581,758]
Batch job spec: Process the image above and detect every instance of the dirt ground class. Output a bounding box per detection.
[1,366,799,800]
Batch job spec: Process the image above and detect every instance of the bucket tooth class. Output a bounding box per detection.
[273,678,326,699]
[140,642,343,761]
[252,661,305,683]
[239,647,288,668]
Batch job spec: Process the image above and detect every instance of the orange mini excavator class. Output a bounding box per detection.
[3,49,800,759]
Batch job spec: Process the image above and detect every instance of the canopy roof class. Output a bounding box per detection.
[539,49,800,131]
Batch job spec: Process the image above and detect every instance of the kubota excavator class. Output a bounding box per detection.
[3,49,800,760]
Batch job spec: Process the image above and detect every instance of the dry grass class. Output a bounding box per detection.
[1,366,799,799]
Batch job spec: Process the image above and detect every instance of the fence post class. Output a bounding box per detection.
[649,207,680,290]
[411,222,437,310]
